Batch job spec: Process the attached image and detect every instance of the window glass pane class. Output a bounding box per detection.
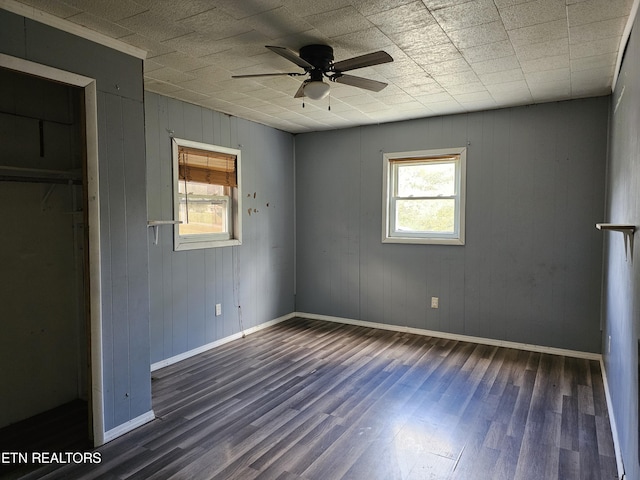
[178,180,229,235]
[395,198,455,233]
[397,162,455,197]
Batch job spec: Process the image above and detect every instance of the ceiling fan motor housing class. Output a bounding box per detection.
[299,45,334,72]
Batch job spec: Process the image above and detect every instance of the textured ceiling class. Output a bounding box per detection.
[9,0,635,133]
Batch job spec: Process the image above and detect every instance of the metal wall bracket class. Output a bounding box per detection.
[596,223,636,260]
[148,220,181,245]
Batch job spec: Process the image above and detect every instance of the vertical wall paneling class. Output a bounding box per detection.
[104,92,131,428]
[603,10,640,480]
[122,96,150,420]
[485,110,510,342]
[296,98,608,354]
[145,93,295,365]
[158,97,175,358]
[0,8,151,437]
[146,92,163,363]
[462,112,485,338]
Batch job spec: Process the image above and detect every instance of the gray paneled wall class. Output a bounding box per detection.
[0,9,151,433]
[145,93,295,364]
[296,98,608,353]
[603,12,640,480]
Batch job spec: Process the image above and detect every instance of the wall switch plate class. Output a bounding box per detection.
[215,304,222,316]
[431,297,439,309]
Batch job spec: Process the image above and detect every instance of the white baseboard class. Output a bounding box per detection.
[295,312,602,361]
[102,410,155,444]
[151,311,600,371]
[150,312,296,372]
[147,311,620,476]
[600,359,626,480]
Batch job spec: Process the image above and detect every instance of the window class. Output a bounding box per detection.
[172,138,242,250]
[383,147,466,245]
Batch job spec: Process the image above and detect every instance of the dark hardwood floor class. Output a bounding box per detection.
[9,318,618,479]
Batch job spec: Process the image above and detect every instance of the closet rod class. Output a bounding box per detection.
[0,175,81,185]
[0,166,82,185]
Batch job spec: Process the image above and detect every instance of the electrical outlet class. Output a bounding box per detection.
[431,297,439,309]
[215,304,222,316]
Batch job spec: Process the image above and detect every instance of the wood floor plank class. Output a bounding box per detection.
[341,437,407,480]
[558,447,581,479]
[560,395,580,451]
[2,318,618,480]
[541,410,562,448]
[589,360,609,417]
[513,418,551,480]
[599,453,619,480]
[448,417,497,480]
[489,434,522,480]
[260,416,347,476]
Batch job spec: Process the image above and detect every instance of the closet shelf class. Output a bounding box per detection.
[595,223,635,233]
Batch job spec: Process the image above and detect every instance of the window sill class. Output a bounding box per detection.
[175,238,241,251]
[382,236,464,246]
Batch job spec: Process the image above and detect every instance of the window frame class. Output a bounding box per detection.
[172,137,242,251]
[382,147,466,245]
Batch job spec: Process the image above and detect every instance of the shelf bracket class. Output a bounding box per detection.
[147,220,181,245]
[596,223,636,261]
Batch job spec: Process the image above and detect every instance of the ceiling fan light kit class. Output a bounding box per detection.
[232,44,393,101]
[303,81,330,100]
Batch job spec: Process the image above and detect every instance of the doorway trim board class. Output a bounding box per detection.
[0,53,105,446]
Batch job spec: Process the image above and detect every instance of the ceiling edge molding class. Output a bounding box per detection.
[612,0,639,91]
[0,0,147,59]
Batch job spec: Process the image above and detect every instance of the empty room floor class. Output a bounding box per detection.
[15,317,618,480]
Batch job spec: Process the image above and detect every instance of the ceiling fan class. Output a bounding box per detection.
[232,44,393,100]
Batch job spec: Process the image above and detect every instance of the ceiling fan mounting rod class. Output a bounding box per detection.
[308,70,324,82]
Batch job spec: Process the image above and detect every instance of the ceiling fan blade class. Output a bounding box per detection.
[294,82,306,98]
[266,45,313,69]
[232,72,303,78]
[333,74,388,92]
[332,51,393,72]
